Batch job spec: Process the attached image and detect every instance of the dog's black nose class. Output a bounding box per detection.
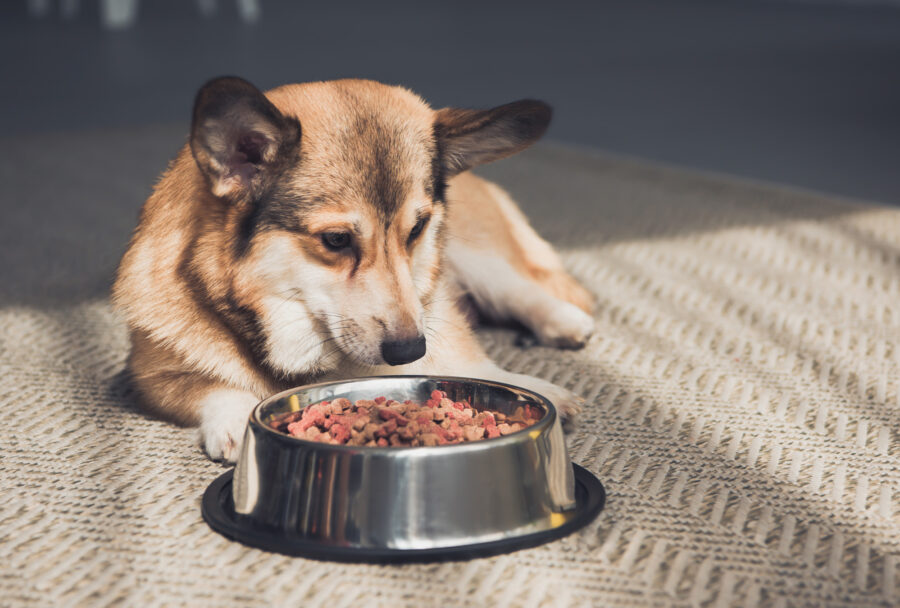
[381,335,426,366]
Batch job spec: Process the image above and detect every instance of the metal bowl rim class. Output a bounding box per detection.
[250,375,558,454]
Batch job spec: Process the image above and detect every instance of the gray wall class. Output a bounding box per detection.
[3,0,900,203]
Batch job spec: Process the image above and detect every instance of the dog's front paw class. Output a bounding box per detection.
[198,389,259,463]
[532,301,594,350]
[540,384,584,431]
[505,374,584,431]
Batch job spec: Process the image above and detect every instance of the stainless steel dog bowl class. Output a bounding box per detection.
[202,376,605,561]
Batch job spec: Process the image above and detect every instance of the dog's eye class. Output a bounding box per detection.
[408,216,430,245]
[321,232,352,251]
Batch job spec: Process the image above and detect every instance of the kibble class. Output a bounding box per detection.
[268,390,541,446]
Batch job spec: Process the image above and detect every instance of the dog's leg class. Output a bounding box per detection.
[198,388,260,462]
[445,174,594,348]
[128,328,267,463]
[134,367,259,463]
[446,245,594,349]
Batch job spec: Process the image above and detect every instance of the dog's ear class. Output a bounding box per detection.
[190,76,301,201]
[434,100,551,177]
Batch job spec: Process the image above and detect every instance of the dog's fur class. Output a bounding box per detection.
[113,77,595,461]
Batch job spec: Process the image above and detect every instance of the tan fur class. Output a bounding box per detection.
[445,173,594,314]
[113,171,283,424]
[113,78,594,457]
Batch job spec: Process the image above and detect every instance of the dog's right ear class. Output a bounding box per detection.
[190,77,301,201]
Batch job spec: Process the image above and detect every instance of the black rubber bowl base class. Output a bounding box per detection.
[202,463,605,563]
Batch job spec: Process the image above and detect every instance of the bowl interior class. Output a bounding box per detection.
[255,376,550,442]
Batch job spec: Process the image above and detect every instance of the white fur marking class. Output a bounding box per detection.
[199,389,259,463]
[446,246,593,347]
[261,295,336,375]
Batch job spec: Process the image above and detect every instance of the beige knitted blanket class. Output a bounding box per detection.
[2,128,899,606]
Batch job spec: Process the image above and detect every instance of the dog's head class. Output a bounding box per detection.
[188,77,550,375]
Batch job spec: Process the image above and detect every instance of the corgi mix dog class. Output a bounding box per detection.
[113,77,595,462]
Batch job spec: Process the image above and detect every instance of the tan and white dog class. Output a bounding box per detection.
[113,77,595,462]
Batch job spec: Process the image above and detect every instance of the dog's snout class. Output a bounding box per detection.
[380,335,426,366]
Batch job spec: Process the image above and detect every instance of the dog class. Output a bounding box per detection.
[112,77,595,462]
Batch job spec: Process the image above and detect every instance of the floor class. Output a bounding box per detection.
[1,0,899,204]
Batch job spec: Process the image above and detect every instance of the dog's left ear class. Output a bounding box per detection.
[190,76,301,201]
[434,100,552,177]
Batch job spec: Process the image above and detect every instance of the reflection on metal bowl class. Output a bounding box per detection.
[202,376,605,561]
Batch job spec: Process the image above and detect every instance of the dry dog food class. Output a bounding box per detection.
[268,390,541,446]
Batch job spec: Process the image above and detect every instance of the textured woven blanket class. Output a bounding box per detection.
[3,126,899,607]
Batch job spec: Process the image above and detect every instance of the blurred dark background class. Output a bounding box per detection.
[2,0,899,203]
